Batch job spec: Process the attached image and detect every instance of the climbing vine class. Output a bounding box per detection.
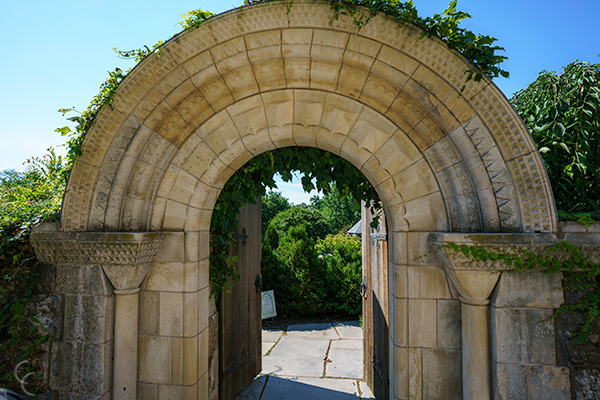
[441,240,600,344]
[210,147,378,297]
[56,68,129,175]
[329,0,509,90]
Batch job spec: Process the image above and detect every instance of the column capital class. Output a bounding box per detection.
[429,233,554,301]
[30,225,163,291]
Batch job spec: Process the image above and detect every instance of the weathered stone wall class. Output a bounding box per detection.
[555,222,600,400]
[25,223,115,400]
[491,269,569,399]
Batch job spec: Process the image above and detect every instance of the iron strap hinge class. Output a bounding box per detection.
[372,357,389,386]
[221,350,248,379]
[370,233,387,249]
[233,227,248,246]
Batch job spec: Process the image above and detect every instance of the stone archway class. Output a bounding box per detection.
[31,1,565,399]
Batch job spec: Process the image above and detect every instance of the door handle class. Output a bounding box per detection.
[254,274,262,293]
[360,278,368,299]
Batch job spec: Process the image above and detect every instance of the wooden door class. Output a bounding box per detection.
[219,199,262,400]
[362,202,389,400]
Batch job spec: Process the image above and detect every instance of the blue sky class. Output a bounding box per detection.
[1,0,598,203]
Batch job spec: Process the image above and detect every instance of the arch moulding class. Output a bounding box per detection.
[30,2,570,400]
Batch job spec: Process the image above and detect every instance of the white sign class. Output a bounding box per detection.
[261,290,277,319]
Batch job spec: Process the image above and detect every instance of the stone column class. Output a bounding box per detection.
[100,236,162,400]
[112,288,141,400]
[446,269,501,400]
[460,296,492,399]
[30,227,162,400]
[430,233,520,400]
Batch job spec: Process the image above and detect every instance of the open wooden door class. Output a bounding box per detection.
[219,199,262,400]
[362,202,389,400]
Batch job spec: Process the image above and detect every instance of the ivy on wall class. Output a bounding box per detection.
[442,241,600,343]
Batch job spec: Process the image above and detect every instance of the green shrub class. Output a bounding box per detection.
[263,223,327,316]
[261,191,291,235]
[316,233,362,315]
[262,225,363,317]
[0,149,65,391]
[264,205,333,249]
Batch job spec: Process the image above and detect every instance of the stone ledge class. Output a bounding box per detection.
[430,232,600,270]
[31,224,163,265]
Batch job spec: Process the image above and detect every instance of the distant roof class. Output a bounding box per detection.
[347,219,361,237]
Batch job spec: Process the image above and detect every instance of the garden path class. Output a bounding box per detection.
[235,321,375,400]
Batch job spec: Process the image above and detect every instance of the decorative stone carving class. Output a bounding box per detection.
[32,231,162,265]
[31,225,163,291]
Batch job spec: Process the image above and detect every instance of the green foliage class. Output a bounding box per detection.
[113,41,164,63]
[511,61,600,213]
[443,241,600,344]
[56,67,129,175]
[265,206,333,250]
[210,153,276,296]
[262,225,363,317]
[0,152,64,390]
[179,9,215,30]
[0,149,66,227]
[275,223,326,314]
[261,191,292,235]
[557,210,600,227]
[329,0,509,90]
[316,233,363,315]
[210,147,376,297]
[311,183,361,234]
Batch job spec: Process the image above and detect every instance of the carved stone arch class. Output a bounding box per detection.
[61,1,556,235]
[37,2,565,400]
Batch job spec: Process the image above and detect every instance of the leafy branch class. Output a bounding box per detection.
[329,0,509,91]
[511,61,600,214]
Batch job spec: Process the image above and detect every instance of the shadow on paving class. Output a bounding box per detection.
[235,321,374,400]
[237,375,364,400]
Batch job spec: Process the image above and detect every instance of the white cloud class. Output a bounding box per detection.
[272,174,322,205]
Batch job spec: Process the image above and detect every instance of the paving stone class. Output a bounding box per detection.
[263,329,283,341]
[262,355,324,378]
[260,376,360,400]
[286,322,341,339]
[330,339,363,350]
[235,375,267,400]
[263,342,276,356]
[333,321,363,339]
[359,381,376,399]
[268,336,330,359]
[327,348,363,379]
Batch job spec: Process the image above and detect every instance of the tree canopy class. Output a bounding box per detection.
[511,61,600,216]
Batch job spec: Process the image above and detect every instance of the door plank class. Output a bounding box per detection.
[219,199,262,400]
[363,202,390,399]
